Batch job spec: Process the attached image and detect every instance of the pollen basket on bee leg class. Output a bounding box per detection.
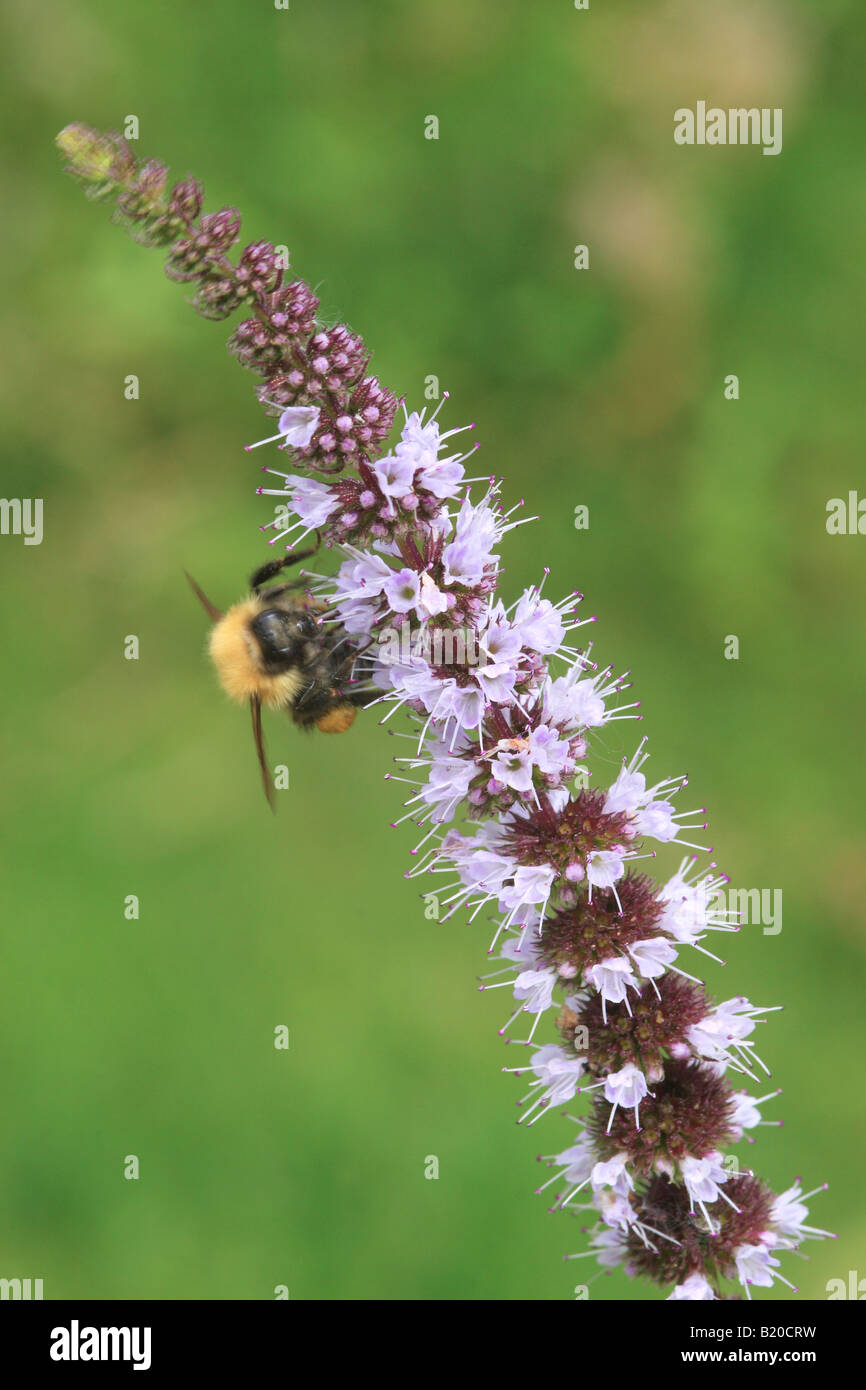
[315,703,356,734]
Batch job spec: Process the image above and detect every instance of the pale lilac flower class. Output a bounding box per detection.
[603,1063,650,1129]
[512,968,558,1017]
[441,492,505,587]
[604,766,648,817]
[479,609,524,666]
[658,867,735,945]
[490,747,534,793]
[734,1243,782,1294]
[551,1136,595,1189]
[383,567,421,614]
[441,682,486,733]
[586,848,626,893]
[331,549,395,635]
[667,1273,717,1301]
[766,1182,833,1249]
[511,1044,586,1124]
[510,591,566,655]
[602,743,707,851]
[497,864,557,927]
[728,1088,782,1138]
[686,996,777,1080]
[681,1152,732,1230]
[542,664,630,731]
[371,452,417,511]
[591,1153,634,1196]
[417,452,467,499]
[527,724,573,777]
[395,408,473,500]
[411,744,476,823]
[418,572,448,617]
[633,799,677,840]
[595,1187,637,1230]
[473,660,517,704]
[247,404,321,451]
[585,956,638,1018]
[628,936,678,980]
[588,1227,629,1268]
[730,1091,763,1135]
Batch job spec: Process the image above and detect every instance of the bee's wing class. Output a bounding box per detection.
[250,696,275,811]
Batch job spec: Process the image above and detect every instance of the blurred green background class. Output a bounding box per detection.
[1,0,864,1301]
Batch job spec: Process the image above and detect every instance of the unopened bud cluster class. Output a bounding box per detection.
[57,123,397,474]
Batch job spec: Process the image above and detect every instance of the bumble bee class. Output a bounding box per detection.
[186,548,370,806]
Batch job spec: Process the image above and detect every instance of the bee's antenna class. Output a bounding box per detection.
[250,696,276,812]
[184,571,224,622]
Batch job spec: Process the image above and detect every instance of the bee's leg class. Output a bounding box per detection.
[333,639,379,688]
[291,681,317,713]
[290,682,348,716]
[250,541,320,595]
[330,656,380,711]
[330,634,374,674]
[345,687,378,709]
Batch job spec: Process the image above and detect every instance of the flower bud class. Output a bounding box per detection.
[56,124,135,186]
[168,177,204,223]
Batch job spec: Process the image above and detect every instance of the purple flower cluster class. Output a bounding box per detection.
[58,125,833,1299]
[253,397,834,1299]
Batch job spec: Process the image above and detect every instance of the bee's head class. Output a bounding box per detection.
[186,569,324,706]
[248,605,318,673]
[199,599,307,711]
